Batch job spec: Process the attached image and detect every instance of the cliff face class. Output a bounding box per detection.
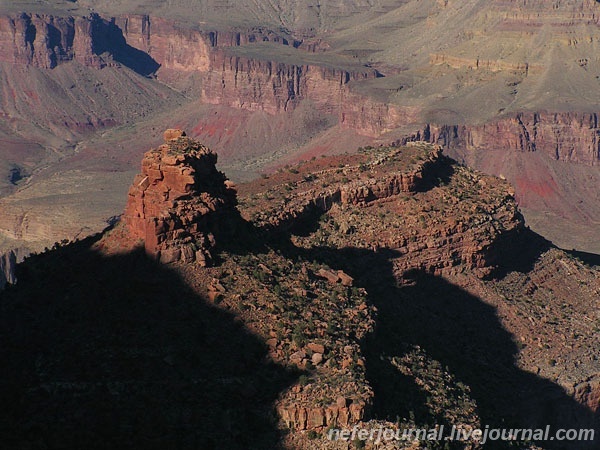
[201,55,304,113]
[0,14,74,69]
[339,89,421,136]
[201,52,375,114]
[120,129,237,266]
[0,13,124,69]
[116,17,294,73]
[0,12,376,116]
[427,112,600,165]
[336,98,600,166]
[125,16,379,115]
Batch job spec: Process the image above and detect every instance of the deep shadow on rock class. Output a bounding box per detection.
[293,244,599,449]
[564,249,600,268]
[484,226,552,279]
[92,16,160,76]
[214,203,600,449]
[0,235,297,450]
[210,148,599,448]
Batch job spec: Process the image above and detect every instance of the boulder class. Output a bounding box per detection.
[163,128,186,141]
[307,343,325,354]
[337,270,354,286]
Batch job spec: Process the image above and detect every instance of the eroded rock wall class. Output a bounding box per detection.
[428,112,600,165]
[122,129,237,266]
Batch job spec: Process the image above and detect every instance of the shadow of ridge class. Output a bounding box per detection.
[171,177,596,450]
[484,226,553,280]
[563,248,600,268]
[0,234,297,450]
[279,244,599,450]
[92,17,160,76]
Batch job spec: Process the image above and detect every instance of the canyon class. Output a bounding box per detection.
[2,134,598,448]
[0,1,599,265]
[0,2,598,448]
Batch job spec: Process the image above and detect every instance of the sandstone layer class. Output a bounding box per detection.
[120,129,237,266]
[245,143,524,279]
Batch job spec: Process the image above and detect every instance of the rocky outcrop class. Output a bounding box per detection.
[0,14,73,68]
[574,376,600,414]
[0,13,120,69]
[252,145,444,231]
[278,400,368,431]
[248,143,525,279]
[122,129,237,266]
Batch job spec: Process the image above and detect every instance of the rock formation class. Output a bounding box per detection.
[245,143,525,279]
[0,249,17,290]
[121,129,236,266]
[0,12,377,115]
[5,10,600,167]
[0,13,114,69]
[423,112,600,166]
[2,134,599,448]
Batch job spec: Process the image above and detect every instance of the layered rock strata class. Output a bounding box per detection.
[246,143,524,279]
[428,113,600,165]
[252,145,445,231]
[0,12,375,115]
[122,129,236,266]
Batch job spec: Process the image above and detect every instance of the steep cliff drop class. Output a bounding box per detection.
[104,129,237,266]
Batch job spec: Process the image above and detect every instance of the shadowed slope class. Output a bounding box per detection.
[0,235,297,449]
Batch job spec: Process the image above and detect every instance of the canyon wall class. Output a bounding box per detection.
[201,53,375,114]
[116,16,295,72]
[0,13,261,71]
[428,112,600,166]
[0,13,126,69]
[339,90,421,136]
[0,12,376,115]
[337,102,600,166]
[0,13,75,69]
[2,12,600,166]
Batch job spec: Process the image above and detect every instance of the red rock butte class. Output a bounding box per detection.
[123,129,237,265]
